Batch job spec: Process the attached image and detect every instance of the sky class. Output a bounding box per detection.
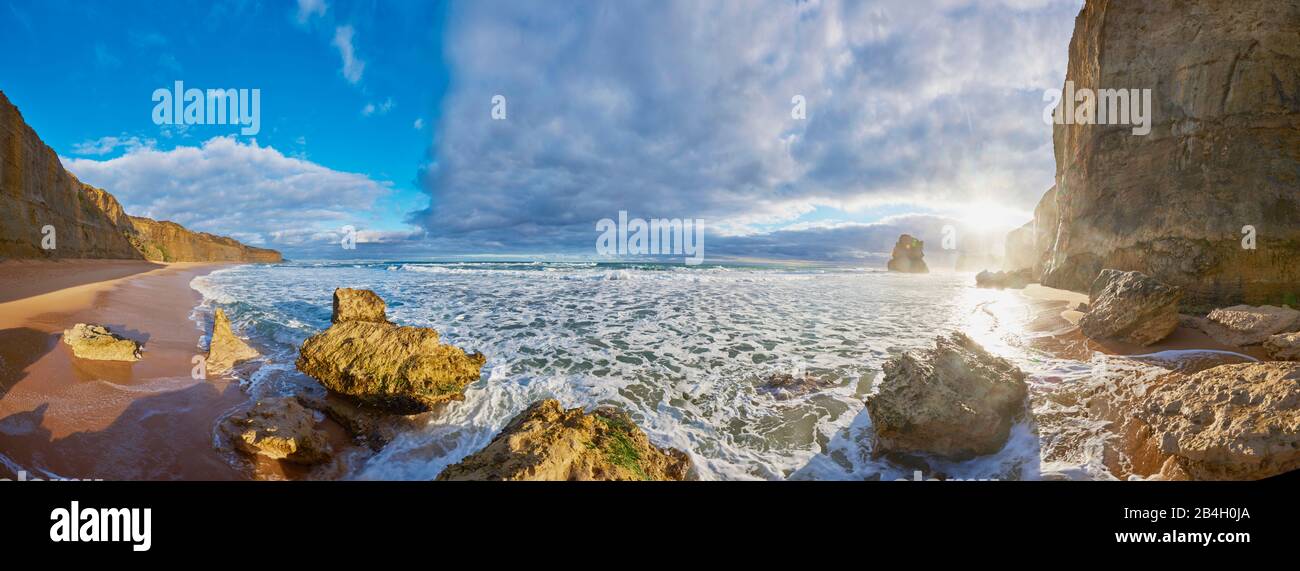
[0,0,1084,262]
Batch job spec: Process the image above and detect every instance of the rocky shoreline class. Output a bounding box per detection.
[204,288,694,481]
[186,277,1297,482]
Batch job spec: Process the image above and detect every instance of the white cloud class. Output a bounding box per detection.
[72,135,155,156]
[412,0,1082,253]
[413,118,424,130]
[61,137,391,248]
[362,97,394,117]
[332,25,365,84]
[296,0,327,23]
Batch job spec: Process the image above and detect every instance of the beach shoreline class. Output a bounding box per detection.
[0,259,247,480]
[0,261,1267,481]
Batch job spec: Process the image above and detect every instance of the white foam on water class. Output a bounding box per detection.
[190,261,1178,481]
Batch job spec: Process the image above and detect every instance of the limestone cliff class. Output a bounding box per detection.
[1002,221,1036,272]
[1035,0,1300,310]
[1031,185,1059,279]
[129,217,281,263]
[1003,185,1058,276]
[0,91,281,263]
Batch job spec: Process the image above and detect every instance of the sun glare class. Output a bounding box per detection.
[958,204,1030,234]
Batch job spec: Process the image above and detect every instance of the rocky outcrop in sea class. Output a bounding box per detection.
[437,399,692,481]
[206,308,260,373]
[866,332,1028,460]
[331,287,392,324]
[885,234,928,273]
[295,288,487,414]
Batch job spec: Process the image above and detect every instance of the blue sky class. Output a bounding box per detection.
[0,0,1084,262]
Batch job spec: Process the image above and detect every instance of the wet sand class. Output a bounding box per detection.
[0,260,247,480]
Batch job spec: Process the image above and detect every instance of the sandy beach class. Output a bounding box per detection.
[0,260,247,480]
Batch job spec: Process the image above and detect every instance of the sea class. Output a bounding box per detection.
[189,260,1250,481]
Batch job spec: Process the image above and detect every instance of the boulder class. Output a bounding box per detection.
[60,323,142,361]
[1192,305,1300,347]
[206,308,259,372]
[437,399,692,481]
[1036,0,1300,308]
[296,393,410,449]
[1092,364,1294,481]
[885,234,928,273]
[296,289,486,414]
[975,268,1033,289]
[1264,333,1300,361]
[1079,270,1181,346]
[218,397,332,464]
[332,287,392,324]
[865,332,1028,460]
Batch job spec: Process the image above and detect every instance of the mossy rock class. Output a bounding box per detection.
[437,399,692,481]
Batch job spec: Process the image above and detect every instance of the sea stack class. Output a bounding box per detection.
[1032,0,1300,309]
[886,234,929,273]
[295,288,486,414]
[206,308,260,372]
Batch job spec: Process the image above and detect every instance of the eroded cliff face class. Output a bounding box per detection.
[1003,222,1036,272]
[1038,0,1300,310]
[129,217,282,263]
[0,91,282,263]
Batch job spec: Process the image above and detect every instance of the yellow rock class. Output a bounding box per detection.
[296,289,486,414]
[61,323,142,362]
[218,397,332,464]
[207,308,260,372]
[437,399,692,481]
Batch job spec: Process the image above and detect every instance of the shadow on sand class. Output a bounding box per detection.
[0,327,59,400]
[0,381,248,480]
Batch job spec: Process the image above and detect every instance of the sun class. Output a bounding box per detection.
[957,203,1031,235]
